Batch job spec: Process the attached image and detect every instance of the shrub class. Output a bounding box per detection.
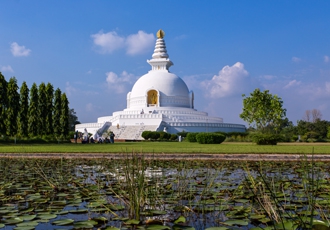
[250,133,282,145]
[159,131,171,140]
[149,131,160,140]
[196,132,226,144]
[170,134,178,141]
[142,131,152,140]
[186,133,198,142]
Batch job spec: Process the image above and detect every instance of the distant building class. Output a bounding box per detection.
[76,30,245,140]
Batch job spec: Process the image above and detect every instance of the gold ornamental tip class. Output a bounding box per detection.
[156,29,165,39]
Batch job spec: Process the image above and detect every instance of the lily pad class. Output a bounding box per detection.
[52,218,75,226]
[224,219,249,226]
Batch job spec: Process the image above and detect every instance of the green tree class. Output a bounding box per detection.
[28,83,39,136]
[69,108,80,131]
[0,72,8,135]
[18,81,29,137]
[60,93,69,137]
[53,88,62,136]
[45,83,54,135]
[240,88,286,133]
[38,83,47,135]
[5,77,20,136]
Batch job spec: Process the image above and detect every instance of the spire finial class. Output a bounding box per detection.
[156,29,165,39]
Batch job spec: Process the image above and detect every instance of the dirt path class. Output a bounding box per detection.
[1,153,330,161]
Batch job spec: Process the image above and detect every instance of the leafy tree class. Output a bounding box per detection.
[240,88,286,133]
[60,93,69,137]
[53,88,62,136]
[5,77,20,136]
[297,119,330,141]
[28,83,39,136]
[38,83,47,135]
[45,83,54,135]
[0,72,8,135]
[68,108,80,131]
[18,81,29,137]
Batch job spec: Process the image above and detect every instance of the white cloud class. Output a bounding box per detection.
[292,56,301,63]
[126,30,155,55]
[324,55,329,63]
[284,80,301,89]
[201,62,249,98]
[91,31,125,53]
[65,82,77,96]
[1,65,14,72]
[91,30,154,55]
[106,71,135,93]
[10,42,31,57]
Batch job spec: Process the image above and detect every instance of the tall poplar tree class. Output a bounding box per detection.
[5,77,20,136]
[28,83,39,136]
[53,88,62,137]
[38,83,47,135]
[0,72,8,136]
[45,83,54,135]
[18,81,29,137]
[60,93,69,137]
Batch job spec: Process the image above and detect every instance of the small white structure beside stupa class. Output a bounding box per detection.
[76,30,246,140]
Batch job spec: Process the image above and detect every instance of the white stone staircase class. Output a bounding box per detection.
[104,125,159,140]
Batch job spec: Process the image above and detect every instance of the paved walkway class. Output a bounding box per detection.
[1,153,330,161]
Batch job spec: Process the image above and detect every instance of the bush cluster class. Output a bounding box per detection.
[196,132,226,144]
[186,133,198,142]
[142,131,177,141]
[250,133,283,145]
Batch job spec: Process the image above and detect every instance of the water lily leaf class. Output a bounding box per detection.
[149,210,167,215]
[92,216,108,223]
[13,226,35,230]
[102,227,120,230]
[19,207,34,214]
[16,221,39,227]
[0,224,4,228]
[4,217,24,224]
[224,219,249,226]
[146,225,171,230]
[124,219,140,225]
[172,225,195,230]
[56,193,69,197]
[173,216,186,224]
[273,221,297,230]
[20,214,37,221]
[68,209,88,213]
[52,218,75,226]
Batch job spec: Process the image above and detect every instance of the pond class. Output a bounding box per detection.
[0,155,330,230]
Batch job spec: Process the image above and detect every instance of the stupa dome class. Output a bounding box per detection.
[127,29,191,109]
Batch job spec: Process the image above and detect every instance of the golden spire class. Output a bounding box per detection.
[156,29,165,39]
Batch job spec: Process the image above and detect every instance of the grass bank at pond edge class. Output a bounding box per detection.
[0,142,330,154]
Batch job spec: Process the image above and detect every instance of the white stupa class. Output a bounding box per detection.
[76,30,246,140]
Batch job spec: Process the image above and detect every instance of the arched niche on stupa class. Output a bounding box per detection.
[147,89,159,107]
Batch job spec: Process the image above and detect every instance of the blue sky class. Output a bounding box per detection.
[1,1,330,126]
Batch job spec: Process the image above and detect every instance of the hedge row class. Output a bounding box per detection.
[142,131,178,141]
[185,132,226,144]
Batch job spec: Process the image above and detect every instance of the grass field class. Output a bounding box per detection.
[0,141,329,154]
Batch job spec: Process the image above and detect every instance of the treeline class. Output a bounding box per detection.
[0,72,72,140]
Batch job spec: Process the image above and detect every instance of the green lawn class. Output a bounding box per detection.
[0,142,329,154]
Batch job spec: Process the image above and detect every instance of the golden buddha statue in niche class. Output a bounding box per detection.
[148,90,158,105]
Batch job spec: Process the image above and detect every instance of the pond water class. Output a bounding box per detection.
[0,157,330,230]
